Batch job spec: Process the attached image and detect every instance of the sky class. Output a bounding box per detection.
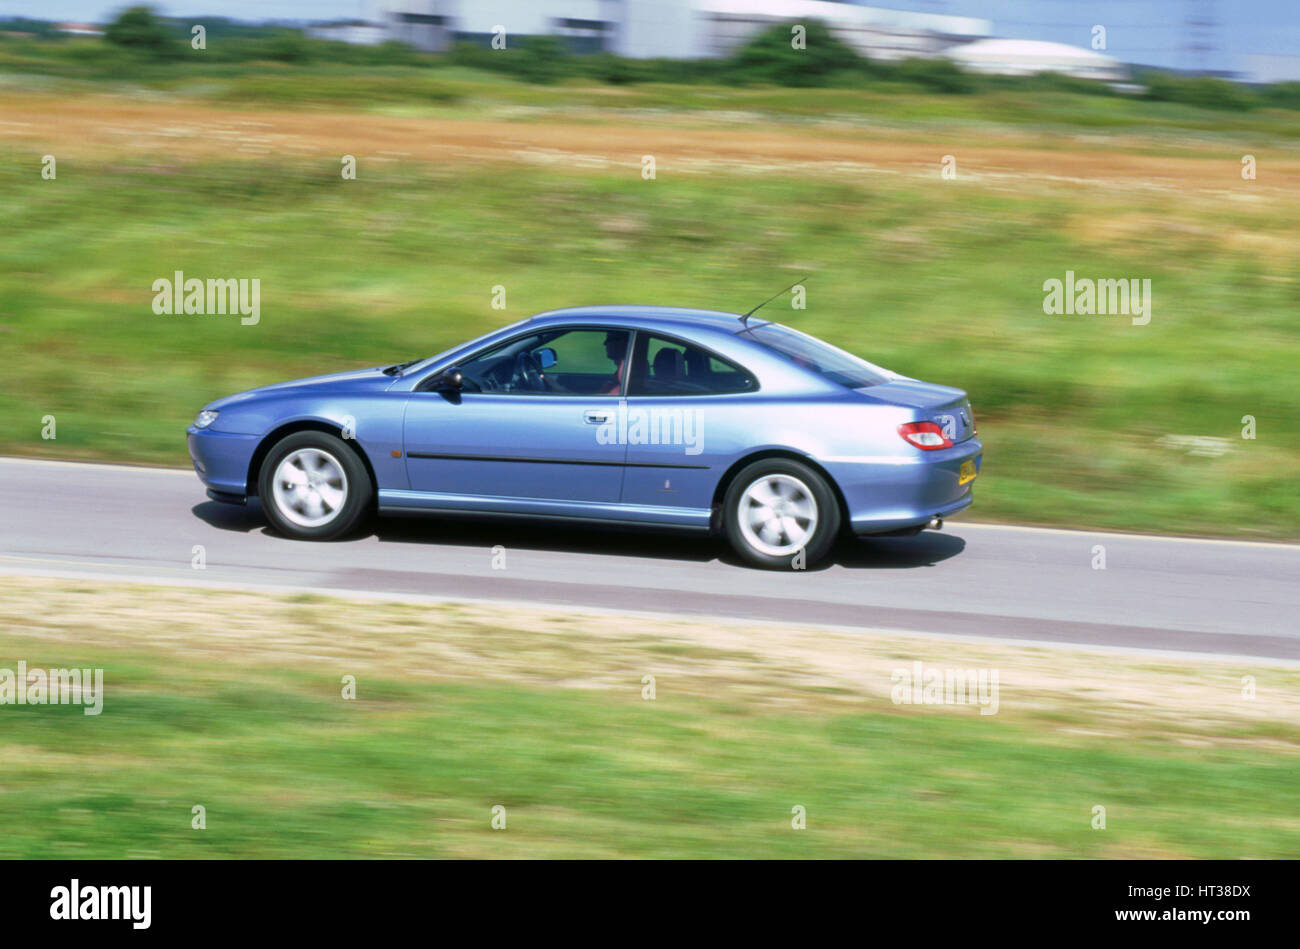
[2,0,1296,75]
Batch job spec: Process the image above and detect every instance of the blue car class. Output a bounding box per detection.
[188,306,981,568]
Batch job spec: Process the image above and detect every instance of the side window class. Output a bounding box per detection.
[451,327,630,396]
[629,334,756,396]
[551,327,626,374]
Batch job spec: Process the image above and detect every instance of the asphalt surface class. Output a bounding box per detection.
[1,457,1297,660]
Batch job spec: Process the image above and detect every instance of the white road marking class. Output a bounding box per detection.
[951,518,1300,550]
[0,456,193,476]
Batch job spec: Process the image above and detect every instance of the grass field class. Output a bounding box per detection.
[2,80,1297,538]
[1,575,1297,858]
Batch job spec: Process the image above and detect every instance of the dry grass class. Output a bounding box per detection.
[4,575,1297,746]
[7,91,1299,195]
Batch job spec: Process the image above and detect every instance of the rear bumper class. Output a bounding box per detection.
[825,438,983,536]
[187,426,260,499]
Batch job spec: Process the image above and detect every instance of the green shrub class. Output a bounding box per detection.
[0,17,58,36]
[1260,81,1300,111]
[726,20,864,87]
[513,35,568,85]
[890,57,976,94]
[1144,73,1258,111]
[985,69,1115,97]
[576,52,700,85]
[262,29,313,64]
[104,5,179,60]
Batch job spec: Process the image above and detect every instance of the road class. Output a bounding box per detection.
[1,457,1297,660]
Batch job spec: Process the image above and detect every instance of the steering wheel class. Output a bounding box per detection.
[513,351,544,391]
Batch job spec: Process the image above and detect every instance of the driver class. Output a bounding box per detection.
[599,331,629,395]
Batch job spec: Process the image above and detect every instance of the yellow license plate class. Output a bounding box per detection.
[958,459,978,485]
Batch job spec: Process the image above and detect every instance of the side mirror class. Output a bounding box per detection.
[537,347,557,370]
[431,368,463,390]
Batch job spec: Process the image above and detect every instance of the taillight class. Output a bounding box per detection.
[898,421,952,450]
[969,405,977,435]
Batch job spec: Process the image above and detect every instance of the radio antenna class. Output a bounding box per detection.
[740,275,810,327]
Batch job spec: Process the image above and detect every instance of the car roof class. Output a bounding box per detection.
[526,305,749,333]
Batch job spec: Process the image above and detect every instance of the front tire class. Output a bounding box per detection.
[723,459,840,569]
[258,431,372,540]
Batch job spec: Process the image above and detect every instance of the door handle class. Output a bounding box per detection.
[583,410,611,424]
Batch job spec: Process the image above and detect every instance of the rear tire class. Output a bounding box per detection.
[723,459,840,569]
[257,431,372,540]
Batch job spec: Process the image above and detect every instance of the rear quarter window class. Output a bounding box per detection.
[739,322,890,389]
[630,334,757,396]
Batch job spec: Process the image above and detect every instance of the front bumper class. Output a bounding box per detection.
[826,438,983,536]
[187,426,261,500]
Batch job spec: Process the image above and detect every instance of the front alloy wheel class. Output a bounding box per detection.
[258,431,371,540]
[272,448,349,528]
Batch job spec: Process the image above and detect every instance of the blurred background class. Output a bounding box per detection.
[0,0,1298,862]
[1,0,1298,537]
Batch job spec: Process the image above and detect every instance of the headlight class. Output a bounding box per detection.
[194,410,219,429]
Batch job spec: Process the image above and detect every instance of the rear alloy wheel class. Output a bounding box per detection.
[258,431,371,540]
[724,459,840,569]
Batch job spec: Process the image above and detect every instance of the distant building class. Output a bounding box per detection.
[371,0,991,58]
[696,0,991,60]
[53,22,103,36]
[943,38,1127,81]
[306,20,388,46]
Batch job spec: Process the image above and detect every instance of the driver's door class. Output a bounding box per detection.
[403,327,631,505]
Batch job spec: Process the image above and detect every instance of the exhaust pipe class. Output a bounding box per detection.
[926,517,943,531]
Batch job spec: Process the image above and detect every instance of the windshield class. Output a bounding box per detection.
[739,322,893,389]
[396,317,537,378]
